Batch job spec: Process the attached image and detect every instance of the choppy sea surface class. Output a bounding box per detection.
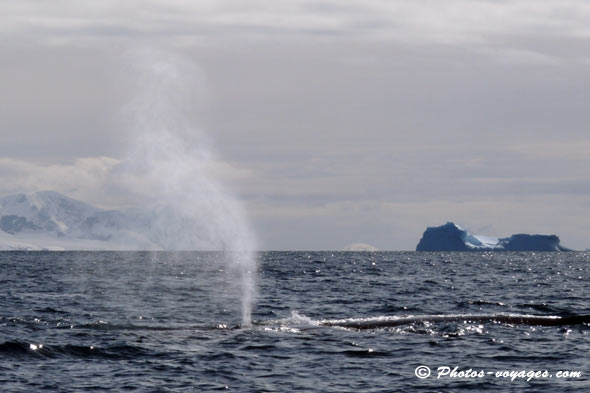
[1,251,589,392]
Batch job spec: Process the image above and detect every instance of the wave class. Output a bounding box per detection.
[0,340,153,359]
[60,321,239,331]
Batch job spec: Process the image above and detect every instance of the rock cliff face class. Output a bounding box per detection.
[416,222,570,252]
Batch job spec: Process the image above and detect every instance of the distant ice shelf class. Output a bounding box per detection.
[342,243,379,252]
[416,222,571,252]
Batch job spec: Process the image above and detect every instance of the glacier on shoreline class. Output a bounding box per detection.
[416,222,571,252]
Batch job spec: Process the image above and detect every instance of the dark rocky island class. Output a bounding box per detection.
[416,222,571,252]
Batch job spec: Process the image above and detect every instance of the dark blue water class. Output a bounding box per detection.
[1,251,589,392]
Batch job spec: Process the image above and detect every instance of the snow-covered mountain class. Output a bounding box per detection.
[0,191,200,250]
[1,191,99,235]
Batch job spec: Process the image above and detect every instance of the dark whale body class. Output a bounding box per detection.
[320,314,590,330]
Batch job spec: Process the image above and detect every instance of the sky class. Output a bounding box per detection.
[1,1,590,250]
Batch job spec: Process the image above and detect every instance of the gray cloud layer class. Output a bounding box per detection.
[1,1,590,249]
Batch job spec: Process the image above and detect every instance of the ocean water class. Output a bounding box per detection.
[1,251,589,392]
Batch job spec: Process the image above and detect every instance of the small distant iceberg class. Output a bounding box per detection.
[342,243,379,252]
[416,222,571,252]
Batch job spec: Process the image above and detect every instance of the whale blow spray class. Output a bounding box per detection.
[124,49,257,326]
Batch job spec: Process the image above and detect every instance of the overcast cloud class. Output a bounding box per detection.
[1,1,590,250]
